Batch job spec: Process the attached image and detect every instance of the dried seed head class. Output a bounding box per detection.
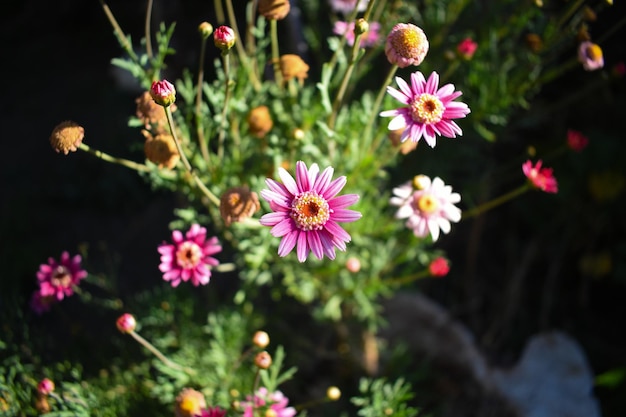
[247,105,273,138]
[49,121,85,155]
[136,91,173,130]
[279,54,309,84]
[220,186,261,226]
[142,130,180,169]
[258,0,291,20]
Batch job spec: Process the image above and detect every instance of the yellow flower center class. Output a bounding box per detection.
[586,44,603,61]
[51,266,72,288]
[416,194,439,214]
[176,241,202,269]
[391,28,422,58]
[180,396,201,413]
[410,93,444,124]
[291,192,331,231]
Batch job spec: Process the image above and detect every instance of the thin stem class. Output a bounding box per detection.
[214,0,226,24]
[386,270,430,287]
[79,143,151,172]
[99,0,139,62]
[195,36,211,165]
[144,0,154,59]
[270,19,283,87]
[217,53,233,162]
[164,107,222,207]
[556,0,585,29]
[365,64,398,152]
[462,183,531,220]
[224,0,262,91]
[129,330,193,373]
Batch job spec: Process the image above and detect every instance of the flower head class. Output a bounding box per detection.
[457,37,477,60]
[380,71,470,147]
[175,388,207,417]
[329,0,368,14]
[566,129,589,152]
[578,41,604,71]
[385,23,429,68]
[522,160,558,193]
[333,21,381,48]
[196,407,227,417]
[37,251,87,301]
[142,130,180,169]
[136,91,174,130]
[258,0,291,20]
[279,54,309,84]
[158,224,222,287]
[150,79,176,107]
[220,186,261,226]
[242,388,296,417]
[248,105,274,138]
[260,161,362,262]
[214,25,236,52]
[390,176,462,241]
[428,257,450,277]
[116,313,137,333]
[49,121,85,155]
[37,379,55,395]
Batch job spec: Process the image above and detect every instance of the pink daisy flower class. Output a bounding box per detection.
[380,71,470,148]
[333,21,381,48]
[329,0,368,14]
[577,41,604,71]
[36,251,87,301]
[522,160,558,193]
[390,175,462,242]
[158,224,222,287]
[241,388,296,417]
[259,161,362,262]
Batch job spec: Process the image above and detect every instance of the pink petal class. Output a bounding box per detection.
[331,208,362,222]
[322,176,346,200]
[278,167,298,195]
[296,232,309,262]
[278,231,298,257]
[329,193,359,209]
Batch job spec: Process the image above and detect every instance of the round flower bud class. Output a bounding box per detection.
[142,130,180,169]
[116,313,137,333]
[214,25,236,52]
[247,105,273,138]
[220,187,261,226]
[37,378,55,395]
[385,23,429,68]
[198,22,214,39]
[49,121,85,155]
[292,128,305,140]
[279,54,309,84]
[355,18,369,36]
[326,386,341,401]
[252,330,270,348]
[175,388,207,417]
[412,175,429,190]
[254,351,273,369]
[150,79,176,107]
[428,257,450,277]
[346,257,361,273]
[258,0,291,20]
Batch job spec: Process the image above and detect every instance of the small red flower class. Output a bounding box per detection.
[428,257,450,277]
[566,129,589,152]
[522,160,558,193]
[150,79,176,107]
[457,37,477,60]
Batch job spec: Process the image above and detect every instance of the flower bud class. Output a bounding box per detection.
[412,175,429,190]
[37,378,55,395]
[198,22,214,39]
[326,386,341,401]
[456,38,477,60]
[49,121,85,155]
[279,54,309,84]
[254,351,272,369]
[258,0,291,20]
[252,330,270,348]
[355,18,369,36]
[428,257,450,277]
[116,313,137,333]
[346,257,361,273]
[214,26,236,52]
[150,79,176,107]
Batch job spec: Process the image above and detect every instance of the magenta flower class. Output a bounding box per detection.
[578,41,604,71]
[329,0,368,14]
[36,251,87,301]
[259,161,361,262]
[150,79,176,107]
[158,224,222,287]
[214,25,236,51]
[37,378,55,395]
[522,160,558,193]
[196,407,227,417]
[333,21,381,48]
[116,313,137,334]
[428,257,450,277]
[380,71,470,147]
[390,175,462,242]
[566,129,589,152]
[457,37,477,60]
[242,388,296,417]
[384,23,429,68]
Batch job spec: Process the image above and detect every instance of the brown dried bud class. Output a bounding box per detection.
[388,128,417,155]
[247,106,273,138]
[279,54,309,84]
[258,0,291,20]
[142,130,180,169]
[220,186,261,226]
[576,24,591,42]
[49,121,85,155]
[524,33,543,53]
[135,91,174,131]
[254,351,272,369]
[34,395,51,414]
[175,388,207,417]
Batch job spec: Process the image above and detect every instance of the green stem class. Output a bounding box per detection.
[556,0,585,29]
[386,270,430,287]
[270,19,283,87]
[129,330,194,374]
[144,0,154,60]
[224,0,262,91]
[217,53,233,162]
[164,107,221,207]
[79,143,151,172]
[462,183,531,220]
[195,36,211,165]
[365,64,398,153]
[214,0,226,24]
[99,0,139,62]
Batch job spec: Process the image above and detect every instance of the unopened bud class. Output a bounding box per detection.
[199,22,214,39]
[150,79,176,107]
[254,351,272,369]
[326,386,341,401]
[252,331,270,348]
[214,26,236,52]
[355,18,369,36]
[37,378,55,395]
[346,257,361,273]
[116,313,137,333]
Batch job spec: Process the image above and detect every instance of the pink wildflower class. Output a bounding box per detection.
[390,176,462,241]
[158,224,222,287]
[242,388,296,417]
[36,251,87,301]
[522,160,558,193]
[333,21,381,48]
[380,71,470,147]
[578,41,604,71]
[385,23,429,68]
[457,37,477,60]
[329,0,368,14]
[429,257,450,277]
[150,79,176,107]
[196,408,227,417]
[566,129,589,152]
[259,161,362,262]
